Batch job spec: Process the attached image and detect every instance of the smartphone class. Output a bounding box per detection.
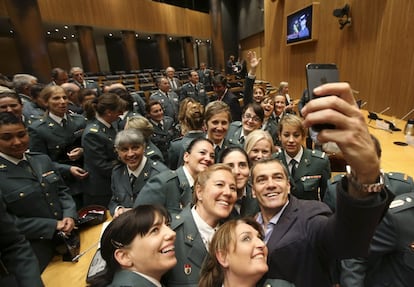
[305,63,339,131]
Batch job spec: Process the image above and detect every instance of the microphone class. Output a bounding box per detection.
[379,107,390,114]
[401,108,414,121]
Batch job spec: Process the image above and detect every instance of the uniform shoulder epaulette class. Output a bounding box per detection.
[330,173,345,184]
[272,151,282,159]
[389,194,414,213]
[151,161,168,172]
[171,136,183,142]
[87,124,100,133]
[386,172,412,183]
[158,169,177,181]
[171,213,185,229]
[311,149,327,159]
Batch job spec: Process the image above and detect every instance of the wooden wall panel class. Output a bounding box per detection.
[47,41,70,71]
[0,37,22,76]
[37,0,211,38]
[255,0,414,118]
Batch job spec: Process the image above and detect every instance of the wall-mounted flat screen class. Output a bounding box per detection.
[287,3,319,46]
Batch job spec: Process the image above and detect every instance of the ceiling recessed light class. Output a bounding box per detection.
[64,25,69,29]
[9,30,13,34]
[71,34,75,38]
[55,28,59,32]
[47,31,51,35]
[135,33,139,37]
[147,36,151,40]
[169,37,173,40]
[63,36,67,40]
[109,33,113,37]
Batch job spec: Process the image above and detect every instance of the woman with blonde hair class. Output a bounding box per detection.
[162,163,238,286]
[244,129,274,164]
[168,97,205,169]
[199,217,295,287]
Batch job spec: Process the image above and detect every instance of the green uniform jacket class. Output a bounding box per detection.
[324,172,414,212]
[134,166,192,216]
[162,205,207,287]
[273,148,331,201]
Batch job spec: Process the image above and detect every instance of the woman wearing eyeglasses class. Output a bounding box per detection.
[90,205,176,287]
[225,102,264,148]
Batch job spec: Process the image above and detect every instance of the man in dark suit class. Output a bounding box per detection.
[49,67,68,86]
[165,66,182,94]
[179,70,209,106]
[211,74,242,121]
[69,67,100,94]
[252,82,393,287]
[0,112,77,271]
[0,197,44,287]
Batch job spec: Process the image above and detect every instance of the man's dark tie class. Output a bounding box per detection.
[239,136,245,145]
[158,122,163,131]
[275,116,280,124]
[290,159,297,178]
[129,173,137,188]
[61,118,67,127]
[214,145,221,157]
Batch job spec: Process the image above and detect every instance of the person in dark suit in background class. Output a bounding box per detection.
[49,67,69,86]
[273,114,330,201]
[28,85,88,208]
[165,66,182,94]
[179,70,208,106]
[70,67,100,94]
[108,129,168,218]
[252,82,393,287]
[82,93,125,207]
[162,164,237,287]
[0,112,77,271]
[0,196,44,287]
[90,205,176,287]
[211,74,242,121]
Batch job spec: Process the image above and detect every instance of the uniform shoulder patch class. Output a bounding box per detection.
[311,149,326,159]
[389,194,414,212]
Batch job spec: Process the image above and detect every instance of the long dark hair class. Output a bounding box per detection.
[89,205,170,287]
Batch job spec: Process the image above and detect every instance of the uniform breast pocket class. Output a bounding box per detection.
[301,176,321,192]
[43,171,60,186]
[3,184,42,216]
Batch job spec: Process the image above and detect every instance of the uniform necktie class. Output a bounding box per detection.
[158,122,163,130]
[61,118,67,127]
[129,174,137,188]
[290,159,297,178]
[239,136,245,145]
